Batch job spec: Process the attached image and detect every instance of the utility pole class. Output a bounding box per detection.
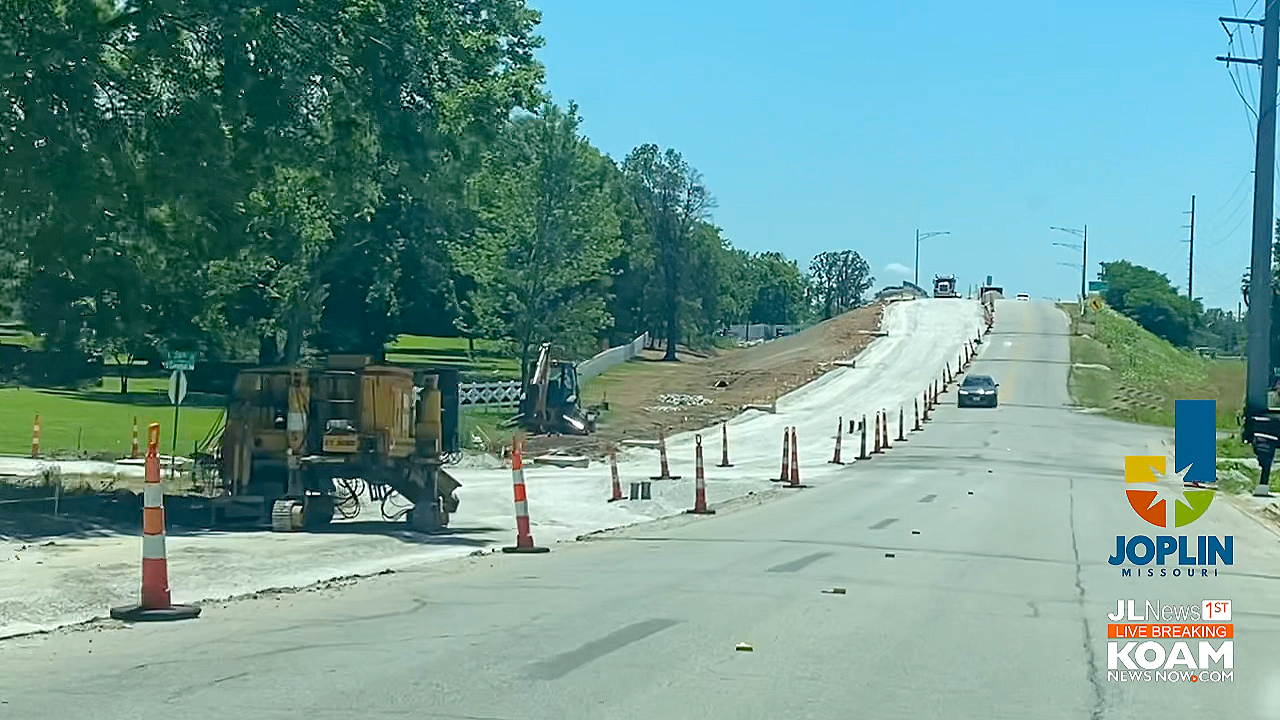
[1219,4,1280,495]
[1183,195,1195,298]
[914,230,951,286]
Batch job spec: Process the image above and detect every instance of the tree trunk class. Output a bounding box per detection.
[664,303,679,361]
[259,334,279,365]
[118,361,129,394]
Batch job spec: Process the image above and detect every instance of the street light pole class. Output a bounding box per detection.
[914,230,951,287]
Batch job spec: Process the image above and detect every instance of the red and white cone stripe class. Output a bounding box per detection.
[608,446,623,502]
[651,427,681,480]
[688,435,715,514]
[140,424,171,609]
[785,426,807,487]
[775,426,790,481]
[717,422,733,467]
[30,413,40,459]
[109,422,200,621]
[829,416,844,464]
[502,436,548,553]
[131,416,140,459]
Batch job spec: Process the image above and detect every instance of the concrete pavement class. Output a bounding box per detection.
[3,299,1280,719]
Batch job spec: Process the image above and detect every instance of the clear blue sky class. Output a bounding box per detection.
[530,0,1269,311]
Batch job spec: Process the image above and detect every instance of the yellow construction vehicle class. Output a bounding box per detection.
[215,354,461,532]
[511,342,597,435]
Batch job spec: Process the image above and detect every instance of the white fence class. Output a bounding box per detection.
[457,332,649,407]
[725,324,795,342]
[577,332,650,383]
[458,380,522,407]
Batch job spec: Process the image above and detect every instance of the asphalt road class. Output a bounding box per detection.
[4,299,1280,720]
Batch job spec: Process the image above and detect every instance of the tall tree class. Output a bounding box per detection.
[809,250,874,319]
[1100,260,1201,347]
[622,144,713,360]
[452,102,623,377]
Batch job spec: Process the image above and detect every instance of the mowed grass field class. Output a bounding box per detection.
[1063,302,1249,457]
[0,376,225,459]
[385,335,520,379]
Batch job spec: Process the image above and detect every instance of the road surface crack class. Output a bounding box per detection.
[1069,477,1106,720]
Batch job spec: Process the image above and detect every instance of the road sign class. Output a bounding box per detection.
[168,369,188,406]
[164,351,196,371]
[1089,297,1103,312]
[1088,280,1107,293]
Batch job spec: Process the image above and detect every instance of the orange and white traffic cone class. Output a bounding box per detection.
[913,398,922,430]
[859,415,870,459]
[651,427,681,480]
[897,407,906,441]
[784,426,808,488]
[774,426,790,482]
[130,416,140,458]
[608,447,624,502]
[110,423,201,621]
[30,413,40,459]
[829,416,845,465]
[686,435,716,514]
[872,413,883,454]
[502,436,549,554]
[880,410,890,449]
[717,421,733,468]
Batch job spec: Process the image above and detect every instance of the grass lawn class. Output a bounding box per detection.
[1063,301,1253,458]
[385,334,520,379]
[459,406,515,453]
[0,376,225,459]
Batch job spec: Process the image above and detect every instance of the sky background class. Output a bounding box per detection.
[529,0,1270,312]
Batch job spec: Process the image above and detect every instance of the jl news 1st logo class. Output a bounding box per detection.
[1109,399,1231,576]
[1107,599,1233,683]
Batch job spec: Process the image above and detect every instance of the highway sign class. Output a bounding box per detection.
[164,351,197,371]
[168,369,188,406]
[1088,280,1107,293]
[1089,297,1103,312]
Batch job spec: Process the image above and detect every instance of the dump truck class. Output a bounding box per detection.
[933,274,961,298]
[216,354,461,532]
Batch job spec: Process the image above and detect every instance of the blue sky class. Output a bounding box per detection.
[530,0,1269,311]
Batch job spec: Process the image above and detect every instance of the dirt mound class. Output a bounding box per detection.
[526,303,887,458]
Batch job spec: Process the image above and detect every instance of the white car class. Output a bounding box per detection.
[1015,293,1029,301]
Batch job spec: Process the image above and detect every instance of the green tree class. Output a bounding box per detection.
[1100,260,1201,347]
[453,102,623,376]
[622,144,714,361]
[809,250,874,319]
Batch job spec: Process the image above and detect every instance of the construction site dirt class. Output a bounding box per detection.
[524,302,887,459]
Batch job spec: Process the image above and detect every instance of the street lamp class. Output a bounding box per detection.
[1050,225,1088,300]
[915,230,951,286]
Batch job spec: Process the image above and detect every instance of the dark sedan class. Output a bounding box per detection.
[957,374,999,408]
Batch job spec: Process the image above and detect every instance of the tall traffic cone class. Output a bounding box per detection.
[784,426,808,488]
[922,391,931,421]
[774,426,790,482]
[913,398,922,430]
[859,415,870,459]
[110,423,201,621]
[829,416,845,465]
[651,427,681,480]
[872,413,883,454]
[880,410,890,449]
[502,436,549,554]
[717,422,734,468]
[897,407,906,441]
[30,413,40,459]
[131,416,140,458]
[608,446,624,502]
[686,435,716,514]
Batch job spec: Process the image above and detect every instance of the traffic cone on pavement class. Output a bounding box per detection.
[859,415,870,459]
[774,426,790,482]
[651,427,681,480]
[913,398,922,430]
[872,413,883,454]
[829,416,845,465]
[608,447,624,502]
[502,436,549,554]
[881,410,890,449]
[784,426,808,488]
[110,423,201,621]
[897,407,906,441]
[131,416,140,458]
[30,413,40,459]
[686,435,716,514]
[717,422,734,467]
